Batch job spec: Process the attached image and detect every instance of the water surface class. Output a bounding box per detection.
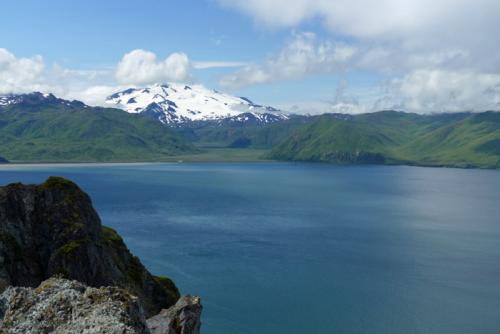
[0,163,499,333]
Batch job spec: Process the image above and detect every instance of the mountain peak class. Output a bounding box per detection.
[106,83,288,125]
[0,92,87,109]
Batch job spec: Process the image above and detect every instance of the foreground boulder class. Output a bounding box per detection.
[0,177,179,316]
[0,278,202,334]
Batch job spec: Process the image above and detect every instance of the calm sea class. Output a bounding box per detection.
[1,163,499,333]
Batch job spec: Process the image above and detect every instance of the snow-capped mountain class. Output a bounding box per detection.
[106,83,288,125]
[0,92,87,109]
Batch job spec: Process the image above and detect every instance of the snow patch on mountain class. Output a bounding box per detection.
[0,94,27,106]
[106,83,288,125]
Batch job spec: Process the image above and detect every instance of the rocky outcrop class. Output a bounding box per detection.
[0,177,179,317]
[0,278,202,334]
[147,296,202,334]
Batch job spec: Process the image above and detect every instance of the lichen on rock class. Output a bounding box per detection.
[0,278,202,334]
[0,277,150,333]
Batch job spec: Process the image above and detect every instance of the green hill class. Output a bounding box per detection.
[268,111,500,169]
[0,97,197,162]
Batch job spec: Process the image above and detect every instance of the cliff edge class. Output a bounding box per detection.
[0,177,178,317]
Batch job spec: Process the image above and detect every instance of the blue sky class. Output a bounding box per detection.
[1,0,499,113]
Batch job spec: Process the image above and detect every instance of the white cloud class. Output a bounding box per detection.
[0,48,117,104]
[115,49,191,86]
[278,100,369,115]
[389,69,500,113]
[217,0,500,113]
[276,80,384,115]
[193,61,248,69]
[0,47,254,107]
[2,34,500,113]
[217,0,500,48]
[280,69,500,114]
[220,32,356,89]
[0,48,47,94]
[63,85,128,107]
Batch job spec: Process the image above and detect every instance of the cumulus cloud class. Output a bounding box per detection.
[220,32,356,89]
[0,47,253,106]
[115,49,192,85]
[217,0,500,47]
[0,48,47,94]
[390,69,500,112]
[284,69,500,114]
[0,48,119,103]
[217,0,500,112]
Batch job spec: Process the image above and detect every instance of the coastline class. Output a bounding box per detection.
[0,148,271,166]
[0,148,498,170]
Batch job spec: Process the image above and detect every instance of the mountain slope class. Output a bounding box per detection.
[268,111,500,168]
[395,112,500,167]
[176,114,313,149]
[0,93,197,162]
[106,83,288,125]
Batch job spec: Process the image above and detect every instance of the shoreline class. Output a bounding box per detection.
[0,160,498,172]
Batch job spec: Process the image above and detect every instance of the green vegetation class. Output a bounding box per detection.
[0,104,197,162]
[268,111,500,168]
[57,238,87,255]
[1,99,499,168]
[175,115,312,149]
[101,226,123,244]
[42,176,79,190]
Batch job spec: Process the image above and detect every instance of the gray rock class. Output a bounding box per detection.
[0,277,150,333]
[147,296,202,334]
[0,278,202,334]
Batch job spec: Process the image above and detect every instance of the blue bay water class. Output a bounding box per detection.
[0,163,499,333]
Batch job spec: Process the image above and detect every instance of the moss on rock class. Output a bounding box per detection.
[57,238,88,255]
[102,226,123,244]
[42,176,79,190]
